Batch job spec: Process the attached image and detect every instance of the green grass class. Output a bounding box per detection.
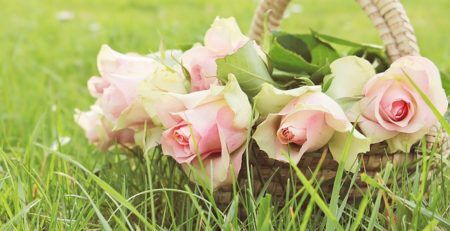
[1,0,449,229]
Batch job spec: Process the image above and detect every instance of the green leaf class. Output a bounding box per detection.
[311,44,339,67]
[322,74,333,92]
[180,62,191,82]
[311,30,389,73]
[270,69,313,88]
[348,47,389,73]
[312,30,383,50]
[269,34,319,74]
[276,33,312,62]
[294,76,315,86]
[269,32,339,76]
[216,41,277,98]
[182,44,196,51]
[310,64,332,82]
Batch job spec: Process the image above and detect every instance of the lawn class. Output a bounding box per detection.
[1,0,449,230]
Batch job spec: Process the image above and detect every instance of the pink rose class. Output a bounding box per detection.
[74,105,135,151]
[87,77,110,98]
[181,17,250,92]
[181,45,218,91]
[79,45,185,151]
[87,45,160,123]
[158,76,252,187]
[204,17,249,56]
[350,56,448,152]
[75,103,163,151]
[253,85,370,172]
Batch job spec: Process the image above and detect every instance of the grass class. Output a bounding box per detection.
[1,0,449,229]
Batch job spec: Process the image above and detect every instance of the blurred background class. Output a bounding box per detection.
[1,0,449,164]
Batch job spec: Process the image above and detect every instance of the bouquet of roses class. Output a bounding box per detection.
[75,17,447,188]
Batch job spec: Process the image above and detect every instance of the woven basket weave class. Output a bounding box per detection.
[215,0,449,207]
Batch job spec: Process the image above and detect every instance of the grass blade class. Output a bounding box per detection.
[37,144,155,230]
[286,157,344,231]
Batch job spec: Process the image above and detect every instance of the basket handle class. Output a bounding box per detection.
[248,0,420,61]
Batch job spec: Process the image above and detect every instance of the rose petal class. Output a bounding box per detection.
[357,117,398,143]
[296,112,335,163]
[279,110,319,144]
[115,129,135,146]
[293,91,351,132]
[170,90,218,110]
[161,125,196,164]
[222,74,253,129]
[138,65,188,94]
[397,87,435,133]
[74,106,103,142]
[377,83,415,129]
[141,89,212,128]
[114,101,150,130]
[97,44,157,79]
[254,84,321,116]
[398,57,447,114]
[326,56,375,99]
[181,45,218,91]
[99,86,129,121]
[204,17,248,56]
[196,123,222,157]
[222,144,246,185]
[253,114,300,163]
[134,126,163,152]
[359,79,394,122]
[87,76,110,98]
[392,56,440,90]
[175,100,226,135]
[386,128,429,153]
[184,122,232,188]
[328,129,371,172]
[106,74,144,103]
[204,27,233,57]
[216,106,247,153]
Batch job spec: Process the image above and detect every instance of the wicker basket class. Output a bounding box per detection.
[214,0,449,207]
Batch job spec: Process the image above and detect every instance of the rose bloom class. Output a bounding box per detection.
[181,45,218,91]
[348,56,448,152]
[87,45,158,127]
[74,105,135,151]
[203,17,249,56]
[79,45,186,151]
[253,85,370,172]
[156,76,252,187]
[181,17,250,91]
[75,102,163,151]
[88,45,184,124]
